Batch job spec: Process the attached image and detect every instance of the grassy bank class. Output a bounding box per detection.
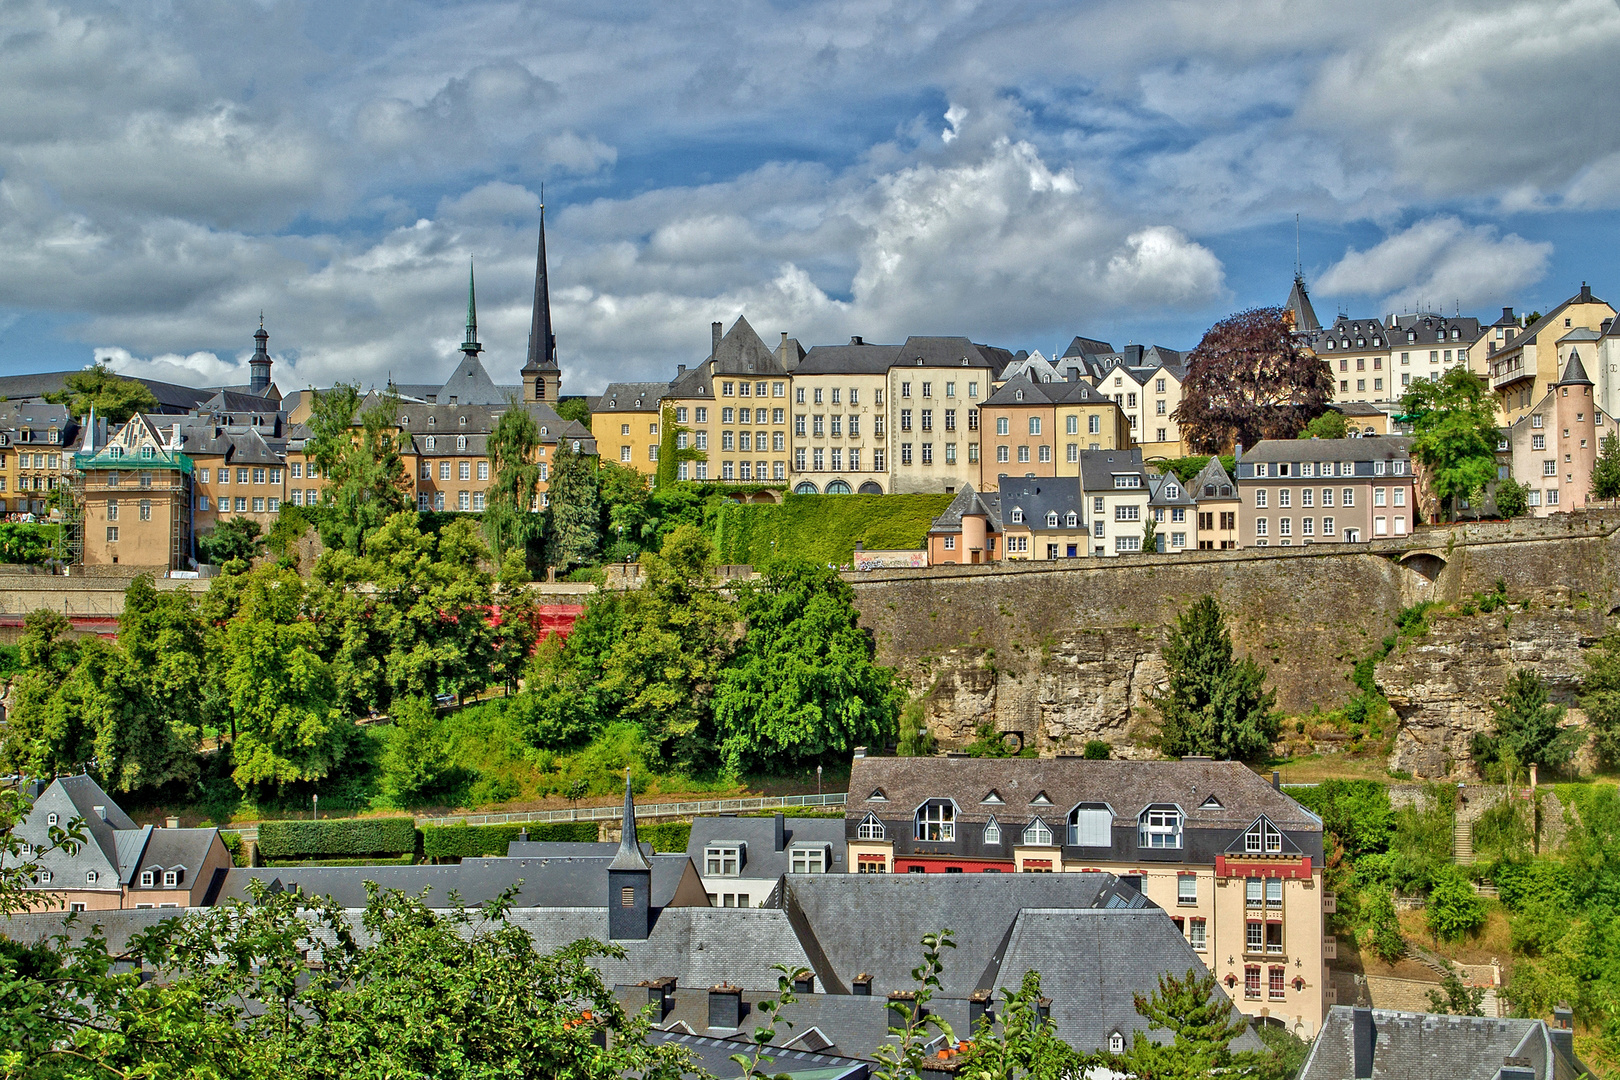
[707,493,953,565]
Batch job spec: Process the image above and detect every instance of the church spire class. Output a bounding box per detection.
[522,194,560,401]
[609,768,650,871]
[461,260,482,357]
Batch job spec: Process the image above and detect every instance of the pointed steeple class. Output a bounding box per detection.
[524,200,559,377]
[461,260,482,357]
[249,314,273,395]
[1559,347,1593,387]
[609,768,651,870]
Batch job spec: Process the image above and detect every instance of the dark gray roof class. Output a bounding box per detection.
[590,382,669,412]
[893,337,996,371]
[780,873,1149,998]
[437,354,509,406]
[846,757,1321,833]
[984,373,1111,406]
[1240,435,1411,464]
[710,317,789,377]
[1386,313,1484,348]
[1332,401,1389,418]
[1148,473,1195,507]
[1188,456,1237,501]
[643,1027,869,1078]
[1286,276,1322,333]
[0,371,208,413]
[1559,349,1593,386]
[505,840,651,858]
[795,343,903,375]
[994,474,1085,531]
[215,854,698,908]
[1077,446,1148,492]
[1299,1007,1582,1080]
[687,816,849,879]
[1062,336,1115,358]
[0,907,183,953]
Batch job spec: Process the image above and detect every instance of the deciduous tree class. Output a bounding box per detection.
[44,361,158,422]
[545,438,601,571]
[1105,967,1265,1080]
[197,517,265,569]
[308,384,410,554]
[484,401,543,565]
[1173,308,1333,453]
[1399,367,1500,520]
[1151,596,1277,761]
[1593,430,1620,499]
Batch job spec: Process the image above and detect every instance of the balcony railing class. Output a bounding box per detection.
[1323,893,1337,913]
[1323,936,1338,960]
[1491,358,1531,390]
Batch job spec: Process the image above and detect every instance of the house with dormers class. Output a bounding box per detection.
[1077,446,1153,556]
[995,473,1088,561]
[72,411,195,569]
[843,754,1328,1036]
[1147,471,1196,554]
[4,775,232,911]
[1189,455,1241,550]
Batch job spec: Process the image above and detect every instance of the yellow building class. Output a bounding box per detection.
[977,374,1130,490]
[73,414,194,570]
[1489,284,1615,424]
[788,339,895,494]
[663,317,792,484]
[0,402,74,517]
[590,382,669,477]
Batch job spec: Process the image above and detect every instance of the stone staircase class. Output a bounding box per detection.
[1454,818,1475,864]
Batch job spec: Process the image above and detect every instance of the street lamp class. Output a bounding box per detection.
[817,765,822,798]
[312,793,319,821]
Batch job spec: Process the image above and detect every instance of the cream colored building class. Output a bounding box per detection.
[843,756,1329,1037]
[663,318,792,484]
[590,382,669,477]
[789,339,896,494]
[885,337,1011,494]
[1489,285,1616,424]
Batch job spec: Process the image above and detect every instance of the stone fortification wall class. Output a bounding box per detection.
[848,512,1620,767]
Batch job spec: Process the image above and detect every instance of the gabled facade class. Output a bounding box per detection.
[0,403,76,517]
[842,756,1328,1036]
[590,381,670,476]
[996,473,1088,560]
[979,373,1129,491]
[1188,456,1241,550]
[4,775,232,910]
[664,318,792,484]
[1490,285,1616,424]
[1078,447,1153,556]
[73,412,194,569]
[1504,351,1610,516]
[1089,353,1187,458]
[925,482,1002,565]
[1148,472,1196,554]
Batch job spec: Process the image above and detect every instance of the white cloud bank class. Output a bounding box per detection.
[1316,217,1552,315]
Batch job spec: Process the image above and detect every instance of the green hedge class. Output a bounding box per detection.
[421,821,599,861]
[641,822,691,853]
[706,493,952,567]
[256,817,419,860]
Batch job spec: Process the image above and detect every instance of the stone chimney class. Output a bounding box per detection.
[712,322,723,357]
[640,977,676,1021]
[773,813,786,852]
[708,984,743,1029]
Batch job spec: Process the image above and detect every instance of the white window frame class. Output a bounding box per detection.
[1138,805,1183,849]
[856,813,886,840]
[915,800,956,842]
[1023,817,1054,847]
[705,845,741,876]
[983,817,1002,846]
[789,847,826,874]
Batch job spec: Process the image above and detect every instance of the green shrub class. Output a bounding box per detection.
[1289,780,1393,860]
[1360,886,1406,964]
[1493,860,1574,912]
[256,817,419,860]
[0,522,57,564]
[1426,866,1486,942]
[706,493,953,566]
[641,822,691,853]
[1082,740,1111,760]
[220,832,245,864]
[420,820,598,861]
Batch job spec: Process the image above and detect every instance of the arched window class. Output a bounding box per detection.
[1023,817,1053,846]
[795,481,819,495]
[857,813,886,840]
[915,800,956,842]
[456,435,467,451]
[425,436,436,450]
[1138,805,1183,849]
[826,480,852,494]
[1046,511,1059,527]
[983,817,1001,846]
[46,813,58,826]
[428,415,436,427]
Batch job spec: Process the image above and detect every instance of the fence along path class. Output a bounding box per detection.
[223,791,848,842]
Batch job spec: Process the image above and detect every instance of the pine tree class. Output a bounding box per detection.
[1592,430,1620,499]
[1107,968,1262,1080]
[544,440,601,571]
[1151,596,1277,761]
[484,401,543,564]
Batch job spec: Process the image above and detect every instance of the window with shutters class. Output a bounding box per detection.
[1068,804,1112,846]
[621,886,636,907]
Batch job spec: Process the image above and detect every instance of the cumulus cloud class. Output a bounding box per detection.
[1315,217,1552,312]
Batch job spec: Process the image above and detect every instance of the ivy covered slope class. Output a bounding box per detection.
[707,492,953,566]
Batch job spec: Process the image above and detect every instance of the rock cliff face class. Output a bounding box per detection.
[1376,602,1602,778]
[850,513,1620,773]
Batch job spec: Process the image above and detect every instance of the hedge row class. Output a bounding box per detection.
[641,822,691,854]
[706,493,953,567]
[422,821,599,861]
[256,817,419,859]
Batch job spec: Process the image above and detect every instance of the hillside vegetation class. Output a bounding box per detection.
[707,493,952,565]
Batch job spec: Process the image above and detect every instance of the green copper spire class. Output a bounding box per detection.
[462,259,482,356]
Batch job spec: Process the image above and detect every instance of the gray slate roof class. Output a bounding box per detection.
[1559,350,1593,386]
[0,371,209,413]
[590,381,670,413]
[794,342,903,376]
[215,854,698,908]
[1286,275,1322,333]
[893,337,997,372]
[1062,335,1116,358]
[1239,435,1411,466]
[1187,455,1238,501]
[927,482,1002,535]
[846,757,1321,832]
[984,373,1111,406]
[995,474,1085,531]
[437,354,510,406]
[1077,446,1149,493]
[687,816,849,879]
[644,1027,869,1078]
[1298,1007,1584,1080]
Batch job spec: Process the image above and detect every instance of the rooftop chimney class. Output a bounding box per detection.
[1234,442,1244,464]
[852,973,872,996]
[1503,306,1516,322]
[712,322,723,357]
[1580,282,1593,303]
[1551,1006,1575,1068]
[968,988,993,1034]
[641,977,676,1021]
[773,813,786,852]
[851,335,864,346]
[677,363,686,375]
[1352,1007,1376,1079]
[93,805,107,821]
[708,984,743,1030]
[516,827,529,842]
[166,816,180,829]
[888,990,922,1029]
[852,746,867,759]
[1272,771,1281,791]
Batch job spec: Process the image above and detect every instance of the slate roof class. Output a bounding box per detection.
[437,354,510,406]
[1147,472,1195,508]
[1385,313,1483,347]
[590,381,670,413]
[1298,1007,1584,1080]
[505,840,651,858]
[0,371,208,413]
[1333,401,1389,418]
[643,1027,869,1078]
[845,757,1321,833]
[1187,455,1238,501]
[1240,435,1411,465]
[995,474,1085,531]
[794,342,903,376]
[780,873,1149,997]
[687,816,850,879]
[1077,446,1149,493]
[1061,336,1116,358]
[1286,275,1322,333]
[984,373,1112,406]
[215,854,698,908]
[1559,349,1593,386]
[892,337,998,372]
[927,482,1002,535]
[135,828,222,883]
[667,318,791,400]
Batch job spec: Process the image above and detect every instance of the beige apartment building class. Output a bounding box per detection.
[886,337,1011,494]
[1235,437,1415,547]
[978,374,1130,490]
[789,338,896,494]
[1318,315,1394,407]
[843,756,1329,1037]
[1089,351,1187,458]
[1502,352,1609,516]
[1490,284,1615,424]
[0,403,74,517]
[73,414,194,569]
[663,318,792,484]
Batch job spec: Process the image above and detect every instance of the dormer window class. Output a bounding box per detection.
[400,416,409,426]
[425,436,435,450]
[140,870,154,887]
[1200,794,1224,809]
[856,813,886,840]
[983,817,1002,846]
[163,869,181,887]
[46,813,58,826]
[1023,818,1054,846]
[1066,512,1078,527]
[108,446,123,459]
[980,790,1004,805]
[705,845,742,875]
[428,416,436,427]
[459,416,468,429]
[456,435,467,451]
[915,800,956,842]
[868,788,888,802]
[1011,507,1024,523]
[1113,475,1140,489]
[37,869,52,885]
[1243,818,1284,854]
[1138,805,1183,849]
[1108,1031,1125,1054]
[85,870,99,885]
[1045,511,1058,527]
[1029,791,1052,806]
[789,846,827,874]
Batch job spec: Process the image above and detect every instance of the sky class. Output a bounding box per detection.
[3,0,1620,396]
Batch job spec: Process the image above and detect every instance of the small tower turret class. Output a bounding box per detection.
[1554,348,1597,511]
[249,315,272,395]
[607,768,652,940]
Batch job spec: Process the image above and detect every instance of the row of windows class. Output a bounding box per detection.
[794,448,880,472]
[900,409,974,432]
[796,415,882,437]
[3,453,62,469]
[1253,488,1364,508]
[1244,965,1293,1000]
[716,461,787,481]
[198,467,282,485]
[881,803,1186,849]
[418,461,490,481]
[721,380,786,397]
[796,386,879,405]
[1250,460,1404,478]
[897,381,978,399]
[993,414,1104,437]
[896,443,979,466]
[197,496,281,513]
[720,408,784,424]
[1,475,58,491]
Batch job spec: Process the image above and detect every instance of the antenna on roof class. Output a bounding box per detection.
[1294,213,1301,279]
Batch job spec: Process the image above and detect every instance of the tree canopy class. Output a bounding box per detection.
[307,384,409,554]
[545,438,601,571]
[1399,367,1499,519]
[1593,430,1620,499]
[483,401,543,566]
[1173,307,1333,453]
[43,361,158,422]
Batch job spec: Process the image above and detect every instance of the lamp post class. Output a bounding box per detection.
[312,793,318,821]
[817,765,822,798]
